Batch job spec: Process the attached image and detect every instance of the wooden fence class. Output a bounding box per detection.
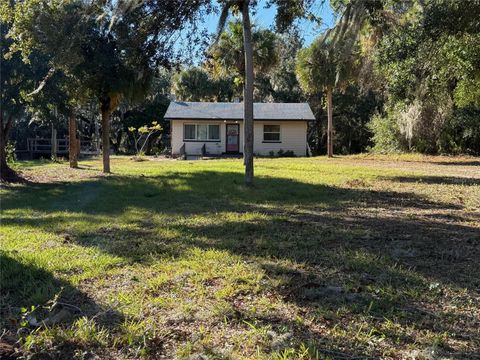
[26,138,98,156]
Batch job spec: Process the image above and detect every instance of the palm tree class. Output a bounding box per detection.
[296,0,367,157]
[207,21,278,81]
[215,0,255,185]
[296,37,336,157]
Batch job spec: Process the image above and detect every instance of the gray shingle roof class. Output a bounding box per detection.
[164,102,315,121]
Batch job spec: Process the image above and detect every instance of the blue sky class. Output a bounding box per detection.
[203,0,336,46]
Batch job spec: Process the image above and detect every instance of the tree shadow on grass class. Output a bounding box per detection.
[431,161,480,167]
[0,170,463,214]
[2,170,479,356]
[384,175,480,185]
[0,253,124,359]
[1,171,477,287]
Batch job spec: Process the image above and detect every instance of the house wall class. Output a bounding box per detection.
[170,120,307,157]
[171,120,227,155]
[253,121,307,156]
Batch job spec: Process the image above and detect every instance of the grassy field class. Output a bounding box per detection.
[1,155,479,359]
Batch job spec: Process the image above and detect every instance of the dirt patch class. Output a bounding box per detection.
[21,166,107,183]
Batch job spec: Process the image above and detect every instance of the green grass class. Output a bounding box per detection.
[1,155,479,359]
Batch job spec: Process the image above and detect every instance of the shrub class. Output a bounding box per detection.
[277,149,295,157]
[6,142,16,163]
[368,112,406,153]
[439,107,480,155]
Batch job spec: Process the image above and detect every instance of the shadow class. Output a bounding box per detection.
[0,253,124,358]
[2,170,479,357]
[432,161,480,167]
[1,171,476,285]
[386,175,480,186]
[0,171,463,215]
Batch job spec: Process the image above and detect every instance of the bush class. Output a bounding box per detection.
[277,149,295,157]
[6,142,16,163]
[369,100,480,155]
[368,112,406,153]
[439,107,480,155]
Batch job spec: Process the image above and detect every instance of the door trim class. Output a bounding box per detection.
[225,123,240,154]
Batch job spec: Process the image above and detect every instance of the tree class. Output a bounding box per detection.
[211,10,280,185]
[173,68,214,101]
[212,3,255,185]
[186,0,316,183]
[128,122,162,156]
[269,29,305,103]
[6,0,212,173]
[24,62,81,167]
[0,10,34,181]
[115,72,172,154]
[296,34,352,157]
[365,0,480,154]
[173,67,236,102]
[207,19,279,103]
[207,20,278,88]
[296,0,370,157]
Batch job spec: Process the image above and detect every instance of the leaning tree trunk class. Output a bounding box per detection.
[326,87,334,158]
[68,115,78,168]
[100,100,111,173]
[0,115,19,182]
[242,0,254,186]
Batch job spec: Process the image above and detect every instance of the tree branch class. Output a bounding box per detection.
[27,68,55,97]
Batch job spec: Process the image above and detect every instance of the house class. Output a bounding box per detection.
[164,102,315,157]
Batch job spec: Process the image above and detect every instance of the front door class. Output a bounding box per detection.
[226,124,240,153]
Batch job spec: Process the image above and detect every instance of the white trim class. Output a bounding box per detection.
[263,124,281,142]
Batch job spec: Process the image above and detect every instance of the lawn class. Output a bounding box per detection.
[1,155,479,359]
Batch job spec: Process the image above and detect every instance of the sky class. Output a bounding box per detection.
[174,1,337,65]
[203,0,336,47]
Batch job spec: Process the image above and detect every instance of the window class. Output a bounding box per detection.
[184,124,220,141]
[208,125,220,140]
[197,124,208,140]
[184,124,196,140]
[263,125,280,142]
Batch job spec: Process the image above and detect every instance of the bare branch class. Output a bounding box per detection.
[27,68,55,97]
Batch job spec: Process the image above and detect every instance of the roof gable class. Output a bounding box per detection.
[164,102,315,121]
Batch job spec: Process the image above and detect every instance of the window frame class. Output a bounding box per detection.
[183,123,221,142]
[263,124,281,143]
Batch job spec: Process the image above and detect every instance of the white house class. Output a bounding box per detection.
[164,102,315,157]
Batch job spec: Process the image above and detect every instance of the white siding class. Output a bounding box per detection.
[253,121,307,156]
[171,120,226,155]
[171,120,307,156]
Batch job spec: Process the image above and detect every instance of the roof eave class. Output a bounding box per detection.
[166,117,315,121]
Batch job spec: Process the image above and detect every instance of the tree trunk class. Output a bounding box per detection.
[242,0,254,186]
[51,124,57,159]
[95,111,100,155]
[327,87,334,158]
[101,101,111,173]
[68,116,78,168]
[0,115,19,182]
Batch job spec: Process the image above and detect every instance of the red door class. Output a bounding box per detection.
[226,124,240,153]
